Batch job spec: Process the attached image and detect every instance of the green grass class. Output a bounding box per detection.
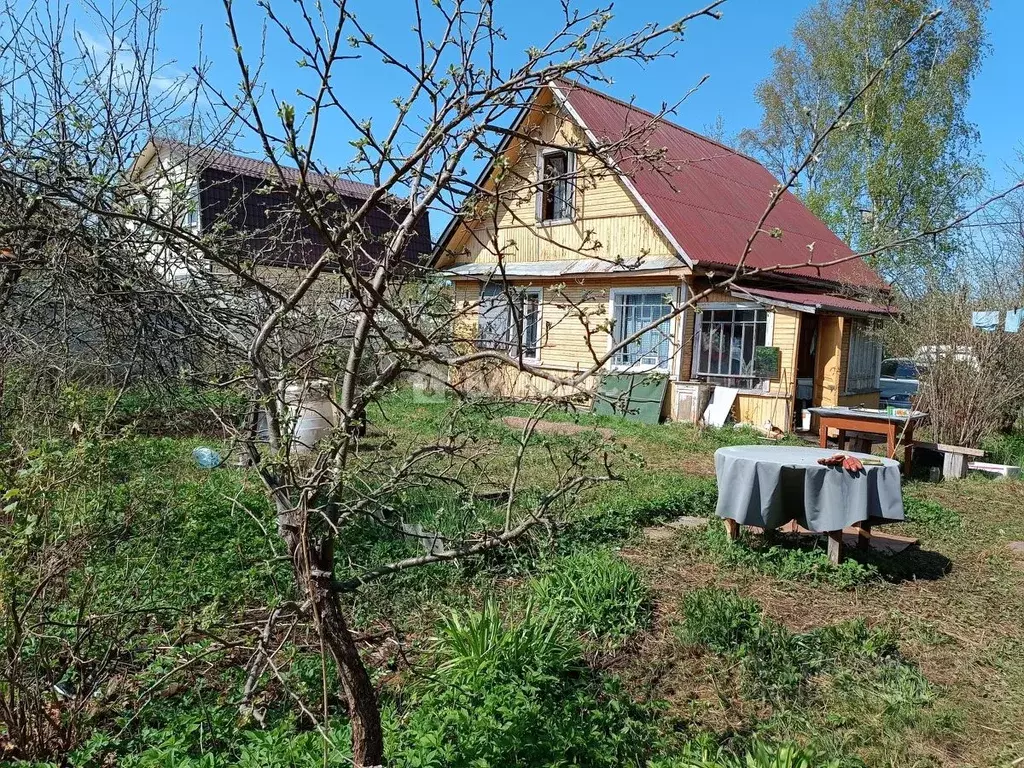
[686,523,879,589]
[530,548,651,641]
[676,587,933,716]
[7,390,1024,768]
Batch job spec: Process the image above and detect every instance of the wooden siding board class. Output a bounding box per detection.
[445,105,675,266]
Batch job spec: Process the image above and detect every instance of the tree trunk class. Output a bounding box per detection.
[311,575,384,768]
[277,500,384,767]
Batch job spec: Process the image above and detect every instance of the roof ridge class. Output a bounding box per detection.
[552,77,762,166]
[151,136,378,197]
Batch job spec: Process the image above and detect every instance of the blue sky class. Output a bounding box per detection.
[151,0,1022,188]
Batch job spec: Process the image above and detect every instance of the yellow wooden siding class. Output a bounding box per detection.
[441,89,675,267]
[735,395,792,428]
[452,276,685,399]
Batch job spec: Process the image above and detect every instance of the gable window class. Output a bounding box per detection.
[538,149,573,223]
[693,304,770,391]
[846,319,883,393]
[610,289,674,371]
[479,283,542,361]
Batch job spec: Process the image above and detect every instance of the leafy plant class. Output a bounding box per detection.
[388,603,663,768]
[651,737,859,768]
[432,600,581,682]
[902,495,962,532]
[677,588,763,654]
[696,524,878,588]
[530,548,650,640]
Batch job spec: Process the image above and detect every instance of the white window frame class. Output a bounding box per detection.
[690,302,775,394]
[536,147,576,226]
[607,286,677,374]
[478,283,543,363]
[845,318,883,394]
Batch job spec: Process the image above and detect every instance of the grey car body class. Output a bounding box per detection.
[879,358,921,406]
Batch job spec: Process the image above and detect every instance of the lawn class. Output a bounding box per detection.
[3,390,1023,767]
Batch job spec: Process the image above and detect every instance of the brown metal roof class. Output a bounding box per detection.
[148,139,431,270]
[153,138,378,199]
[553,80,886,290]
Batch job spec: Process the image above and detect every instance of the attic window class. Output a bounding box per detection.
[538,148,573,223]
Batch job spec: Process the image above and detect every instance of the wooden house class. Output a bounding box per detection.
[433,80,892,431]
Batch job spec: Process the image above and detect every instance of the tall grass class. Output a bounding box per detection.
[530,549,651,640]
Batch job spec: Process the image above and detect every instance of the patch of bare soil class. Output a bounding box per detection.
[499,416,615,439]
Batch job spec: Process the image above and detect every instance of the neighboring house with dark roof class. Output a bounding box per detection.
[130,138,431,280]
[433,80,892,430]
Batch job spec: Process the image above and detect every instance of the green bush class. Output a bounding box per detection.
[432,600,582,682]
[387,602,663,768]
[531,548,651,640]
[981,431,1024,468]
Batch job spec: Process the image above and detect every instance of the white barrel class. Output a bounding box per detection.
[285,381,337,452]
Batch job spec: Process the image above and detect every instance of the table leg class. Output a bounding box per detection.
[724,518,740,541]
[819,421,828,449]
[827,530,844,564]
[836,429,846,451]
[903,424,915,478]
[886,425,896,459]
[856,521,872,550]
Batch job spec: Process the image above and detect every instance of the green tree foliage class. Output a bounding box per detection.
[740,0,988,285]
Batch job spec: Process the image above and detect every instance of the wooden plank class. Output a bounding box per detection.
[913,441,986,457]
[827,530,844,564]
[943,452,969,479]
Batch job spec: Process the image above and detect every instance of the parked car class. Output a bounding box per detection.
[880,358,922,407]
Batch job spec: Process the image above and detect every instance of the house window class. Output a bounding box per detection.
[846,320,883,393]
[611,290,673,371]
[538,149,573,223]
[693,305,769,390]
[478,283,542,361]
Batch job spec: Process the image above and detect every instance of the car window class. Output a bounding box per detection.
[880,359,898,377]
[896,362,919,378]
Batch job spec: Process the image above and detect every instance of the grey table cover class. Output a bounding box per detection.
[714,445,905,532]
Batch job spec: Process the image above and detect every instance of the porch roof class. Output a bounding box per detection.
[443,256,684,280]
[730,285,896,318]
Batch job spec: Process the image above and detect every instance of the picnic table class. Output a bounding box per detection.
[807,406,927,476]
[714,445,905,564]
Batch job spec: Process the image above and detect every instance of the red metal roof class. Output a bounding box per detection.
[731,285,895,316]
[555,81,886,290]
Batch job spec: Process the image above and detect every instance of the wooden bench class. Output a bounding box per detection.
[912,441,985,479]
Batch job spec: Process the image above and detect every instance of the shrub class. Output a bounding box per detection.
[432,600,581,682]
[981,431,1024,468]
[530,549,651,640]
